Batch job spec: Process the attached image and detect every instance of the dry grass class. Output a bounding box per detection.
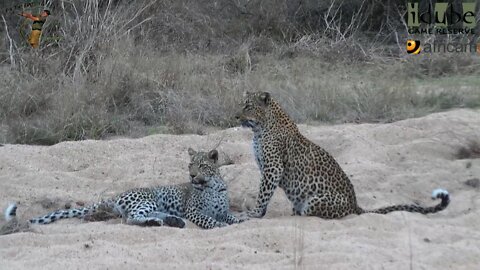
[0,0,479,145]
[456,140,480,160]
[464,178,480,189]
[0,218,32,236]
[83,204,119,222]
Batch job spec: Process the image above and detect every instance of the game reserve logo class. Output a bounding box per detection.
[4,0,55,48]
[407,40,421,54]
[406,1,479,55]
[407,0,476,35]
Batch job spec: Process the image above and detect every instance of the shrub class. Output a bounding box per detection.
[0,0,478,144]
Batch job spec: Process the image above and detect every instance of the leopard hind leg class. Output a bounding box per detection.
[125,202,164,226]
[147,211,185,228]
[301,193,356,219]
[125,203,185,227]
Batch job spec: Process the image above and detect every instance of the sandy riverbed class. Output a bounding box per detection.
[1,109,479,270]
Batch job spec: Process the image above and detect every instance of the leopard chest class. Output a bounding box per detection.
[199,190,229,219]
[154,187,186,217]
[252,132,265,171]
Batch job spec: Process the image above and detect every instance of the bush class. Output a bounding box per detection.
[0,0,478,144]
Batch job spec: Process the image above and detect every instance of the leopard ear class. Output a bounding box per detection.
[258,92,271,105]
[243,91,250,98]
[208,149,219,163]
[188,147,196,157]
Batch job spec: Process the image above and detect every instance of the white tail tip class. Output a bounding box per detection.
[432,189,449,199]
[4,203,17,222]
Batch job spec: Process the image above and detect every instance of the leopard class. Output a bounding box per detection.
[186,148,246,227]
[4,148,242,229]
[235,91,450,219]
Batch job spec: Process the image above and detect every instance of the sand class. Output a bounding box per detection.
[0,109,479,270]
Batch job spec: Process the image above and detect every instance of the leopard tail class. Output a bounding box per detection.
[4,200,116,225]
[356,189,450,215]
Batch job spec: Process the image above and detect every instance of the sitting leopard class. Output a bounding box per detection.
[4,148,242,229]
[235,91,450,219]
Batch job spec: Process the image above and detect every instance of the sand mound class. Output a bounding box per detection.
[1,109,479,269]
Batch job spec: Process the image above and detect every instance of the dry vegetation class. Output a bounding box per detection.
[0,218,32,235]
[456,139,480,159]
[0,0,479,145]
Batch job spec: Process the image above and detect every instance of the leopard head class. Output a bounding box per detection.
[235,91,271,129]
[188,148,219,166]
[187,148,226,191]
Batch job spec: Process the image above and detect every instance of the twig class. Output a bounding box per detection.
[117,17,153,39]
[116,0,157,35]
[212,131,227,150]
[401,212,414,270]
[1,15,16,69]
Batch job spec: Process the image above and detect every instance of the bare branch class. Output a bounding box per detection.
[1,15,16,69]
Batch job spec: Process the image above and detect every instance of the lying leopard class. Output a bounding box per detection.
[235,91,450,219]
[186,148,246,227]
[4,148,243,229]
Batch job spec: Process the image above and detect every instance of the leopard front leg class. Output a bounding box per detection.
[223,212,249,224]
[248,153,284,218]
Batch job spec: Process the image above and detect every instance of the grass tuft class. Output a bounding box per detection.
[456,140,480,160]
